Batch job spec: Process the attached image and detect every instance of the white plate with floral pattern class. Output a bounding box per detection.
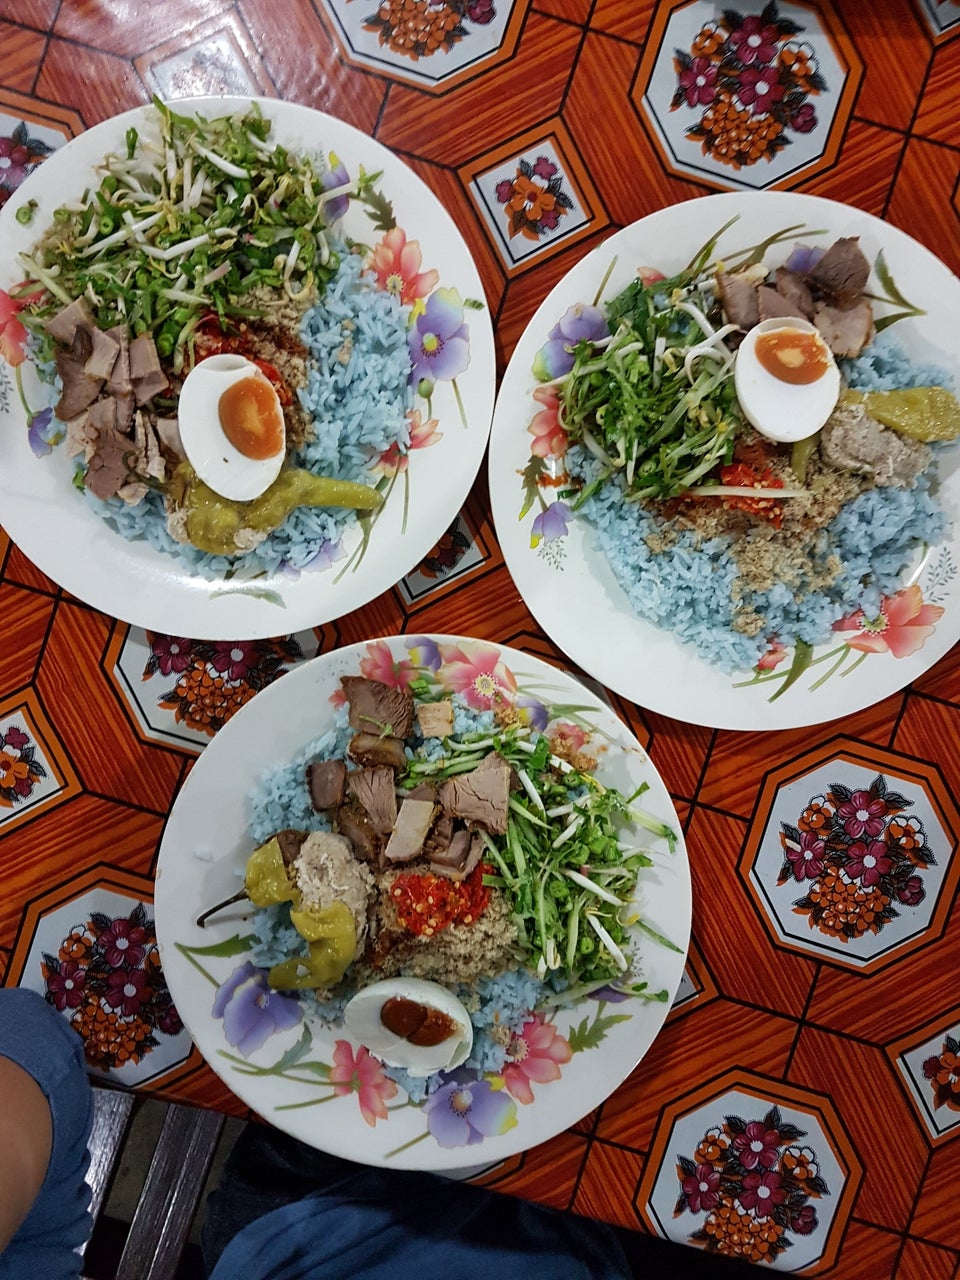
[154,635,690,1170]
[488,192,960,731]
[0,97,494,639]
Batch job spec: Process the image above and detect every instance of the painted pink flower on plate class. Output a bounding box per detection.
[731,1120,781,1170]
[500,1014,572,1105]
[356,639,416,690]
[329,1040,398,1127]
[836,789,886,840]
[436,640,517,710]
[0,288,29,367]
[834,585,944,659]
[373,408,442,476]
[370,227,439,308]
[528,385,567,459]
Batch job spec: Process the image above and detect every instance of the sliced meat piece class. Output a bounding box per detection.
[64,410,97,461]
[406,783,436,803]
[105,325,131,398]
[45,297,95,347]
[273,828,308,868]
[114,391,135,432]
[55,331,103,421]
[384,797,436,863]
[116,412,151,505]
[806,237,871,309]
[432,832,484,883]
[154,417,186,459]
[84,326,122,380]
[307,758,347,811]
[84,427,131,500]
[348,733,407,771]
[438,752,512,836]
[348,766,397,836]
[129,334,168,404]
[341,676,414,739]
[774,267,815,319]
[429,826,471,869]
[717,272,759,330]
[813,298,875,358]
[756,286,802,322]
[417,700,454,739]
[422,810,455,861]
[820,399,930,488]
[335,800,381,866]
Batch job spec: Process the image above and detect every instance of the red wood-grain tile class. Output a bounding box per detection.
[0,19,46,92]
[644,712,713,802]
[895,1238,958,1280]
[377,12,582,167]
[35,602,183,812]
[35,36,149,125]
[238,0,387,133]
[589,0,657,43]
[840,0,931,133]
[53,0,235,57]
[818,1220,903,1280]
[912,38,960,147]
[486,1130,589,1211]
[909,1145,960,1252]
[574,1139,645,1230]
[0,584,54,692]
[2,544,59,597]
[894,695,960,803]
[798,117,907,217]
[886,136,960,278]
[789,1026,927,1232]
[534,0,592,24]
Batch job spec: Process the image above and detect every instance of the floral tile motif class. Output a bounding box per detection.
[470,141,590,268]
[888,1012,960,1144]
[0,693,79,833]
[107,625,321,752]
[914,0,960,41]
[638,1073,859,1271]
[397,513,485,604]
[741,745,960,972]
[635,0,862,191]
[12,882,192,1087]
[316,0,522,90]
[0,111,62,212]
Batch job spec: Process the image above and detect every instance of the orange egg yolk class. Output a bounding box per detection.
[218,376,284,460]
[755,329,831,385]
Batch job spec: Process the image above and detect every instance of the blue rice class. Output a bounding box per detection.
[569,335,953,673]
[80,245,413,577]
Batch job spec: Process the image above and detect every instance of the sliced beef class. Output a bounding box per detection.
[84,326,121,380]
[813,298,875,358]
[347,766,397,836]
[307,759,347,811]
[438,752,512,836]
[348,733,407,771]
[407,783,436,803]
[384,797,436,863]
[417,700,454,739]
[64,410,98,460]
[756,286,801,322]
[45,297,95,346]
[717,272,759,330]
[335,800,381,866]
[84,427,132,500]
[341,676,414,739]
[129,333,168,403]
[431,832,484,883]
[105,325,131,398]
[774,267,815,319]
[154,417,186,460]
[55,329,103,421]
[422,810,455,861]
[273,828,308,868]
[806,237,871,309]
[820,399,930,488]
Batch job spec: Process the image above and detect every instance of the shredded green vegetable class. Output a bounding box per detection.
[400,725,677,987]
[13,97,386,371]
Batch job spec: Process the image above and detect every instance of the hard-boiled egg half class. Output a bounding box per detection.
[734,317,840,444]
[342,977,473,1077]
[178,354,286,501]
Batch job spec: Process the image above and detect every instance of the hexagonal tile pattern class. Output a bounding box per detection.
[0,689,81,834]
[633,0,862,191]
[914,0,960,41]
[7,866,193,1087]
[888,1008,960,1145]
[315,0,527,91]
[741,740,960,972]
[637,1070,861,1271]
[106,623,322,751]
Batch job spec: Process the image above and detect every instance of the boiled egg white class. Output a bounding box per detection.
[342,977,473,1077]
[734,317,840,444]
[177,354,286,501]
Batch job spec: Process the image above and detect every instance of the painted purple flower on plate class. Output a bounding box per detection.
[320,156,351,222]
[531,501,571,548]
[532,304,608,380]
[409,288,469,385]
[212,961,302,1056]
[424,1076,518,1147]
